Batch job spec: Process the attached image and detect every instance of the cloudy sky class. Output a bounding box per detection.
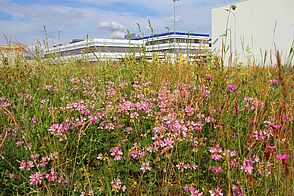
[0,0,236,46]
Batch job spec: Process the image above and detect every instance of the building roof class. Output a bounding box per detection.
[131,32,210,40]
[0,44,27,52]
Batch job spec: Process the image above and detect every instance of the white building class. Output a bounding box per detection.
[212,0,294,65]
[132,32,210,61]
[45,38,143,61]
[0,44,27,66]
[45,32,210,62]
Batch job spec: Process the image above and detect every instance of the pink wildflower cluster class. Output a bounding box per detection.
[140,162,151,172]
[29,172,42,185]
[209,144,223,160]
[129,143,145,160]
[65,100,93,115]
[232,180,244,196]
[209,188,223,196]
[241,156,260,175]
[244,97,264,111]
[106,81,117,97]
[45,168,57,182]
[111,178,126,192]
[227,83,237,93]
[110,146,123,161]
[250,129,273,141]
[0,97,14,110]
[176,161,197,172]
[45,84,59,92]
[183,184,203,196]
[49,122,70,141]
[19,160,34,170]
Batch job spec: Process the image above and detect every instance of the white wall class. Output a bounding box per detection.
[212,0,294,65]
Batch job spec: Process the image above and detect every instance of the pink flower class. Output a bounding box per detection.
[111,178,122,192]
[39,157,50,167]
[26,161,34,170]
[211,154,223,160]
[45,168,57,182]
[230,159,239,168]
[209,144,222,154]
[276,154,290,160]
[271,79,279,88]
[271,124,281,129]
[227,84,237,93]
[241,158,253,175]
[140,162,151,172]
[19,160,26,170]
[233,184,244,196]
[209,188,223,196]
[266,145,276,151]
[30,154,40,159]
[19,160,34,170]
[110,146,123,161]
[183,184,203,196]
[29,172,42,185]
[212,166,222,174]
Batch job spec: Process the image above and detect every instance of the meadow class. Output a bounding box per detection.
[0,52,293,195]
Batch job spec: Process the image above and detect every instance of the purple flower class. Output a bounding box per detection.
[212,166,222,174]
[271,124,281,129]
[276,154,290,160]
[271,79,279,88]
[29,172,42,185]
[227,83,237,93]
[266,145,276,151]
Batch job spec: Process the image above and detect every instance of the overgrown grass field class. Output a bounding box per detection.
[0,55,293,195]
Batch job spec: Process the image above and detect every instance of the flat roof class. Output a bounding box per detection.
[0,44,27,52]
[132,32,210,40]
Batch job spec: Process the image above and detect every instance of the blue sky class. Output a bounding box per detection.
[0,0,236,46]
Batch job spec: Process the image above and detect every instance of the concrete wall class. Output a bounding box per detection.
[212,0,294,65]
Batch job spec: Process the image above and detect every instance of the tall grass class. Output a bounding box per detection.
[0,50,293,195]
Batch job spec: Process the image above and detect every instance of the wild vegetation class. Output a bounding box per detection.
[0,52,293,195]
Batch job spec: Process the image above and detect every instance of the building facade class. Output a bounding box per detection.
[212,0,294,65]
[132,32,210,61]
[0,44,27,66]
[45,32,210,62]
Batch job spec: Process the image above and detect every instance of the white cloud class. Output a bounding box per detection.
[110,31,126,39]
[167,16,184,24]
[99,21,126,32]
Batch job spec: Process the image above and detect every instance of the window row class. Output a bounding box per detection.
[46,46,141,57]
[145,38,206,46]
